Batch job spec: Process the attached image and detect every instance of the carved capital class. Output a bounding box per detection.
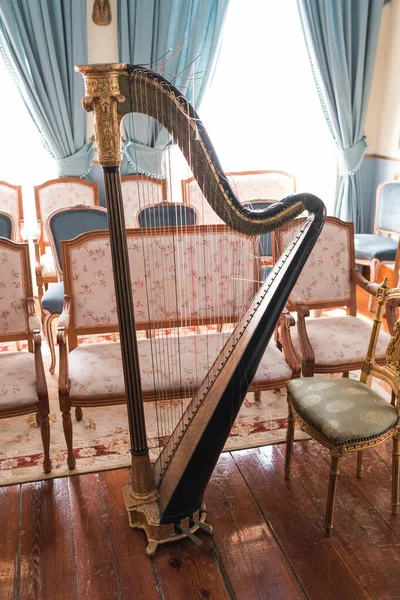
[76,64,126,167]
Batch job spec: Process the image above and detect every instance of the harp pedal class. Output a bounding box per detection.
[175,524,203,546]
[190,518,213,536]
[200,507,214,516]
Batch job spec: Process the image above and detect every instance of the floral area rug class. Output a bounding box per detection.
[0,334,389,487]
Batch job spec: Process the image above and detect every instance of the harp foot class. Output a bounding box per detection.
[123,485,210,557]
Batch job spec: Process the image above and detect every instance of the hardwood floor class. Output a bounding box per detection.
[1,285,398,599]
[1,436,399,600]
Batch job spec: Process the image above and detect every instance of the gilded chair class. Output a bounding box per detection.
[34,178,100,298]
[121,174,167,227]
[355,181,400,310]
[0,210,15,240]
[275,216,392,376]
[41,205,108,374]
[137,202,197,228]
[57,226,300,469]
[0,238,51,473]
[0,181,24,240]
[285,279,400,536]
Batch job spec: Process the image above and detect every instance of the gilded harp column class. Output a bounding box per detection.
[76,64,156,500]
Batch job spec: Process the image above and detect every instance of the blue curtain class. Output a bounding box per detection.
[118,0,229,176]
[297,0,388,232]
[0,0,93,178]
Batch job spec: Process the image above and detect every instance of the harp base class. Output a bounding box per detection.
[122,485,211,558]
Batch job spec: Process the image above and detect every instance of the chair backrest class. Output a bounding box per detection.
[0,238,33,341]
[375,181,400,235]
[0,181,23,240]
[34,178,100,253]
[46,205,108,277]
[137,203,197,228]
[0,210,15,240]
[121,175,167,227]
[62,226,260,348]
[275,216,356,311]
[181,170,296,227]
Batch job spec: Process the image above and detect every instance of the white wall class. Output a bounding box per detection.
[366,0,400,158]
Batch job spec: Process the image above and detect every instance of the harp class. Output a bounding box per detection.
[76,63,326,556]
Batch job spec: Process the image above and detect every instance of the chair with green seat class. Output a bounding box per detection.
[137,202,197,228]
[0,209,15,240]
[355,181,400,310]
[284,279,400,537]
[41,205,108,374]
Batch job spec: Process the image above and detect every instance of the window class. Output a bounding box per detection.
[0,55,56,235]
[199,0,337,213]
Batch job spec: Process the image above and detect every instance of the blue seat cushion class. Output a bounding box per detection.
[354,234,398,262]
[41,281,64,315]
[261,265,273,281]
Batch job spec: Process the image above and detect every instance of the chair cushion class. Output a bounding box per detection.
[286,377,398,446]
[41,281,64,314]
[0,352,39,412]
[68,332,293,398]
[40,251,56,277]
[354,234,398,262]
[290,315,391,367]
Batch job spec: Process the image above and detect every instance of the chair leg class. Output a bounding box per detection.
[392,431,400,515]
[325,454,340,536]
[75,407,83,421]
[342,371,349,378]
[43,312,57,375]
[356,451,363,479]
[39,414,52,474]
[254,390,261,402]
[36,411,40,427]
[285,402,295,480]
[16,341,21,352]
[62,409,76,470]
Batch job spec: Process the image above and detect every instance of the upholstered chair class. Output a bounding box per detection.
[285,280,400,536]
[41,205,108,374]
[0,238,51,473]
[0,209,15,240]
[137,203,197,228]
[57,226,300,469]
[0,181,24,240]
[121,175,167,227]
[275,216,391,377]
[34,178,100,298]
[355,181,400,310]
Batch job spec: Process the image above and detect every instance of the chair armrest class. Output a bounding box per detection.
[25,297,48,399]
[278,309,301,376]
[351,268,377,295]
[33,237,42,274]
[28,315,41,334]
[57,299,71,396]
[295,307,315,375]
[286,291,310,318]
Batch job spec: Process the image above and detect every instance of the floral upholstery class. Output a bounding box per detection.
[68,229,257,329]
[68,333,293,398]
[227,172,295,202]
[290,316,391,366]
[121,178,165,227]
[287,377,398,446]
[38,182,97,243]
[280,221,351,305]
[0,352,38,411]
[183,172,295,226]
[0,184,20,228]
[0,245,29,335]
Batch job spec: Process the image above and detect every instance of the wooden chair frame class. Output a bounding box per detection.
[0,239,51,473]
[275,216,387,376]
[34,178,100,298]
[41,204,108,374]
[57,226,300,469]
[0,181,24,241]
[285,280,400,535]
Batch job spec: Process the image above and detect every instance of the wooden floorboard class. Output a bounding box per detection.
[0,485,20,600]
[205,453,306,600]
[2,439,400,599]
